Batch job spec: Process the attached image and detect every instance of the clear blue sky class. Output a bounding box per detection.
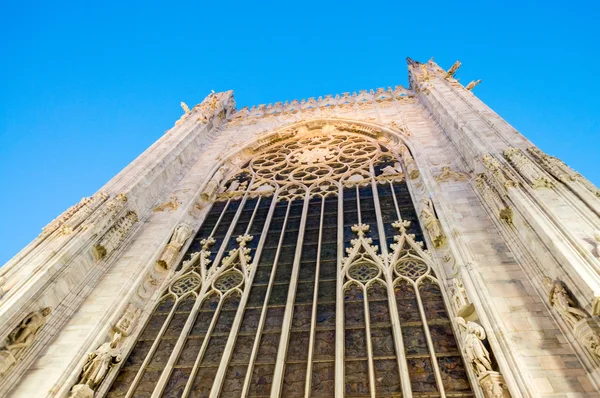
[1,1,598,265]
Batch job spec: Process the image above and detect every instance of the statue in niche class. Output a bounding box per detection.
[542,277,587,328]
[456,317,493,375]
[420,199,446,248]
[78,333,122,390]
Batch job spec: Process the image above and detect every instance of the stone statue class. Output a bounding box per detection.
[78,333,122,390]
[180,102,190,114]
[420,199,446,248]
[594,231,600,258]
[4,307,52,352]
[201,165,229,202]
[456,317,493,375]
[542,277,587,328]
[156,223,193,270]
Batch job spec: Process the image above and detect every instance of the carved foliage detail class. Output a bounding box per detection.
[503,148,554,189]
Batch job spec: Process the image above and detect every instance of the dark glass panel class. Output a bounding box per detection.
[256,333,280,362]
[345,328,367,358]
[248,364,275,397]
[311,361,335,397]
[190,366,218,397]
[162,367,191,398]
[221,365,247,397]
[344,360,370,396]
[438,356,472,392]
[371,327,395,357]
[395,280,422,323]
[419,279,449,322]
[374,359,402,395]
[282,362,307,397]
[407,358,438,393]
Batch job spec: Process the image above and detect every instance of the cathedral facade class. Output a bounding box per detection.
[1,58,600,398]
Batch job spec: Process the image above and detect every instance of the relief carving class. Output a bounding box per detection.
[0,307,52,376]
[420,199,446,248]
[92,211,138,261]
[503,147,554,189]
[114,304,142,337]
[156,223,193,270]
[41,192,109,238]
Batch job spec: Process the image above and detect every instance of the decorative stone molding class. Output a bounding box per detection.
[475,174,513,224]
[69,333,122,397]
[82,194,128,231]
[114,304,141,337]
[594,231,600,259]
[155,223,193,270]
[503,147,554,189]
[40,192,109,238]
[420,199,446,248]
[92,211,138,261]
[434,166,470,183]
[0,307,52,376]
[481,154,518,195]
[398,144,419,179]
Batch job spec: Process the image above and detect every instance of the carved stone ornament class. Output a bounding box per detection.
[92,211,138,261]
[434,166,470,183]
[70,333,122,397]
[594,231,600,258]
[0,307,52,376]
[478,371,511,398]
[398,145,419,179]
[114,304,142,337]
[451,278,476,320]
[503,147,554,189]
[156,223,193,270]
[152,196,181,212]
[420,199,446,248]
[466,80,482,91]
[475,174,513,224]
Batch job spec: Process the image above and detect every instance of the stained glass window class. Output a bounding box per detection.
[106,130,473,398]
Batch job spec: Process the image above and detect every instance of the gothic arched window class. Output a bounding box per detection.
[107,127,473,398]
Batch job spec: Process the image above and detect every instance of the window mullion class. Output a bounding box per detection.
[335,185,345,398]
[208,193,278,398]
[270,190,311,398]
[303,195,325,397]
